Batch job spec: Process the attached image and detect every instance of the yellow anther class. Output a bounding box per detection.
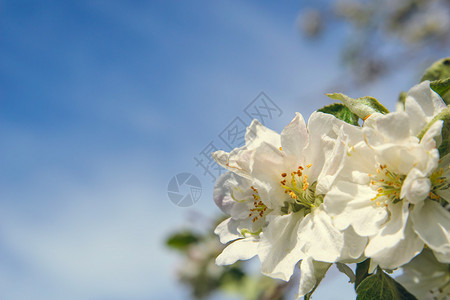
[302,175,309,191]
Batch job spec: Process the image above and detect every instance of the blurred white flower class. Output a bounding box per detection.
[396,249,450,300]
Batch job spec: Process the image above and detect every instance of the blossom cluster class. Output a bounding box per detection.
[212,80,450,299]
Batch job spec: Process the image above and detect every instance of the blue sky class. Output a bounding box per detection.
[0,1,432,299]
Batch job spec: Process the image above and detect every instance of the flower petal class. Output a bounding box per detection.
[249,142,291,209]
[296,257,332,299]
[213,172,239,215]
[258,213,304,281]
[405,80,447,135]
[303,112,343,179]
[397,248,450,299]
[281,112,308,159]
[216,237,259,265]
[365,203,424,270]
[316,128,348,194]
[324,181,386,236]
[214,218,242,244]
[411,200,450,260]
[297,207,352,262]
[367,112,411,143]
[212,119,280,178]
[420,120,443,151]
[401,168,431,204]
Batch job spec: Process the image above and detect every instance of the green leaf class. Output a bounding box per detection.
[421,57,450,82]
[166,231,201,251]
[356,267,417,300]
[430,78,450,104]
[418,107,450,157]
[318,103,359,125]
[421,57,450,104]
[354,259,370,290]
[326,93,389,120]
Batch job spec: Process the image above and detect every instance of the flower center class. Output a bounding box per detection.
[370,164,450,208]
[230,186,268,223]
[429,167,450,207]
[280,164,320,213]
[248,186,268,222]
[369,164,405,206]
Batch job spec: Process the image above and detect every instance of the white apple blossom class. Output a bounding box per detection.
[396,249,450,300]
[213,112,367,297]
[324,81,450,271]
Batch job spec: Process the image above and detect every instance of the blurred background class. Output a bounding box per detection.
[1,0,449,299]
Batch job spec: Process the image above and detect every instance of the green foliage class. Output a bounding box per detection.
[354,259,371,290]
[318,103,359,125]
[430,78,450,104]
[356,267,417,300]
[421,58,450,82]
[166,231,201,251]
[422,57,450,104]
[418,107,450,157]
[326,93,389,120]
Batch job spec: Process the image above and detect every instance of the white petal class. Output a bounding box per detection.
[212,120,281,178]
[214,218,242,244]
[215,237,259,265]
[296,257,332,299]
[401,168,431,204]
[280,112,308,159]
[316,128,348,194]
[297,207,347,262]
[306,112,338,142]
[406,81,446,127]
[245,119,280,146]
[380,141,437,176]
[370,112,411,143]
[258,213,304,281]
[420,120,443,151]
[397,249,450,299]
[339,226,368,262]
[303,112,342,179]
[213,172,239,214]
[366,203,424,269]
[404,96,428,136]
[339,142,377,180]
[250,142,291,209]
[433,250,450,264]
[411,201,450,259]
[324,181,386,237]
